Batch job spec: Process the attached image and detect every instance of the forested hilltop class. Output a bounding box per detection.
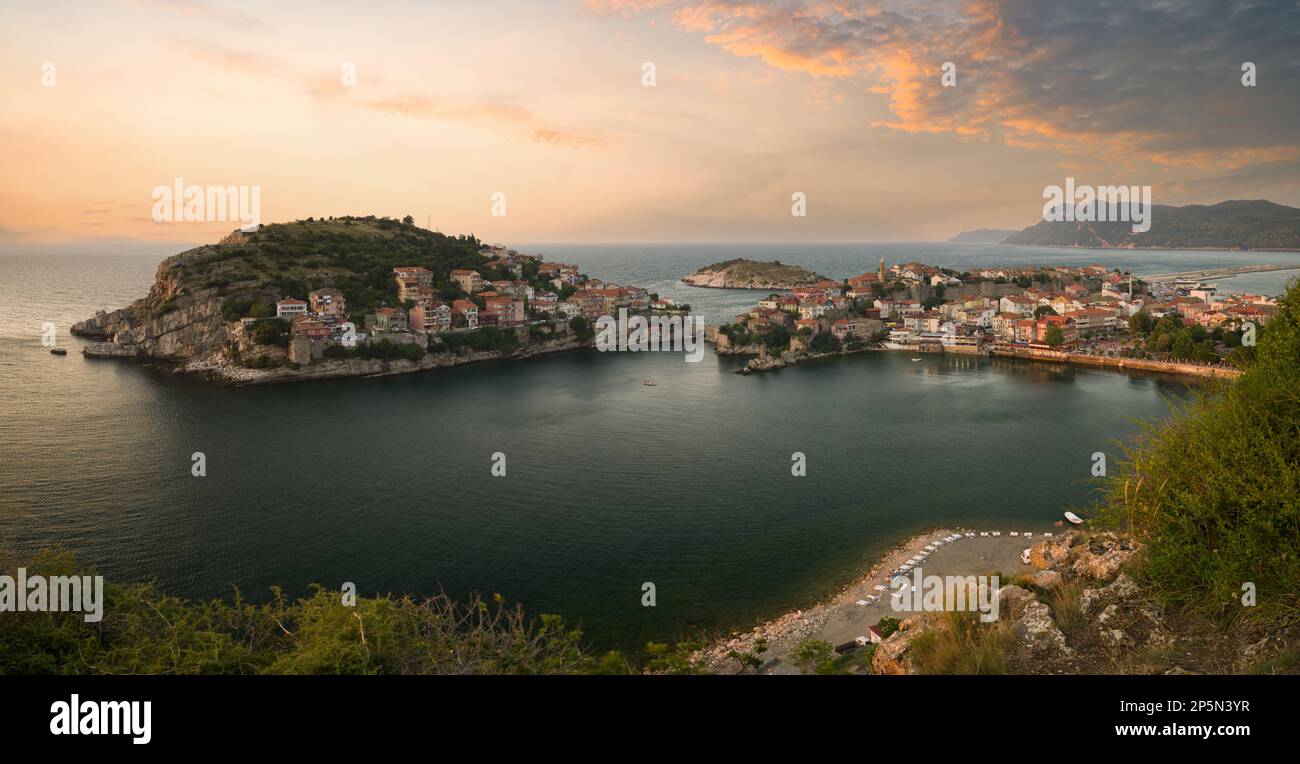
[145,215,492,320]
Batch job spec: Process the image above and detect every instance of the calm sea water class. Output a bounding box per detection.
[2,243,1295,651]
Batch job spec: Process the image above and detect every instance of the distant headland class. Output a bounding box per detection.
[999,199,1300,250]
[948,228,1021,243]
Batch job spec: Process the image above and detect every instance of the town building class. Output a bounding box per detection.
[450,269,483,294]
[309,288,347,318]
[276,298,308,320]
[451,298,479,328]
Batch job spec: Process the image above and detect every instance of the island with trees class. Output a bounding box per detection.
[681,258,828,289]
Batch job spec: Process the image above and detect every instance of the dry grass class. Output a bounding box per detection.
[909,611,1016,675]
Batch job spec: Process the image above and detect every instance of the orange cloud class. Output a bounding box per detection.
[588,0,1300,175]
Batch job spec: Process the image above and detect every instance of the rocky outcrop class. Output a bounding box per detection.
[1071,534,1140,581]
[1030,570,1062,589]
[871,618,927,675]
[1012,600,1075,658]
[72,245,249,363]
[740,352,792,374]
[75,293,232,361]
[997,584,1074,659]
[1027,531,1138,582]
[1081,574,1166,649]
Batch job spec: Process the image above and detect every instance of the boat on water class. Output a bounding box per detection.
[641,379,656,386]
[911,357,922,362]
[49,348,67,356]
[1064,511,1084,525]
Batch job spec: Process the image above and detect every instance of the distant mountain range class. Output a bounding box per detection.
[948,228,1021,243]
[1000,200,1300,250]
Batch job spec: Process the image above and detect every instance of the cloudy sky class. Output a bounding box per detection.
[2,0,1298,249]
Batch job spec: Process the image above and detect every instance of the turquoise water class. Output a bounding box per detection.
[2,243,1282,650]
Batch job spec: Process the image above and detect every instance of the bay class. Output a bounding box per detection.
[2,242,1290,651]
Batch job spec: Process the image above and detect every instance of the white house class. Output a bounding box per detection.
[276,298,308,319]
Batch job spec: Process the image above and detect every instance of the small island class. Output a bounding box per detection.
[681,258,828,289]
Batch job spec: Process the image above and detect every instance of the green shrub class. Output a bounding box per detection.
[1097,278,1300,625]
[0,549,610,675]
[809,331,841,353]
[252,318,291,347]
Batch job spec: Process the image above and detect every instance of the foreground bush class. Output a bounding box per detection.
[0,550,626,675]
[1098,279,1300,625]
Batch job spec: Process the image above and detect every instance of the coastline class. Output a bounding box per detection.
[719,342,1241,381]
[694,524,1055,673]
[82,335,592,386]
[681,281,810,291]
[693,526,956,672]
[1002,242,1300,253]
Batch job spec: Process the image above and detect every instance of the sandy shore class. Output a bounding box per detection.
[697,523,1065,674]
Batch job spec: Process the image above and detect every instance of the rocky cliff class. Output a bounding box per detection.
[72,244,253,363]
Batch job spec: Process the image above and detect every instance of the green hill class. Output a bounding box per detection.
[164,216,492,316]
[1004,200,1300,250]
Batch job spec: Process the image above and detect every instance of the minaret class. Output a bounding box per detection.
[879,258,887,284]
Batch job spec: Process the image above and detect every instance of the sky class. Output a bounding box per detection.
[2,0,1299,250]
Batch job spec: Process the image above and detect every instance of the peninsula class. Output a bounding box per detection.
[70,216,680,385]
[682,258,827,289]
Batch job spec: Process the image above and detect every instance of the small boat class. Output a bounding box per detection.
[49,347,68,356]
[641,379,656,386]
[1064,511,1084,525]
[911,357,922,362]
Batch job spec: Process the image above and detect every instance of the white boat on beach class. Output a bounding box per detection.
[1064,511,1084,525]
